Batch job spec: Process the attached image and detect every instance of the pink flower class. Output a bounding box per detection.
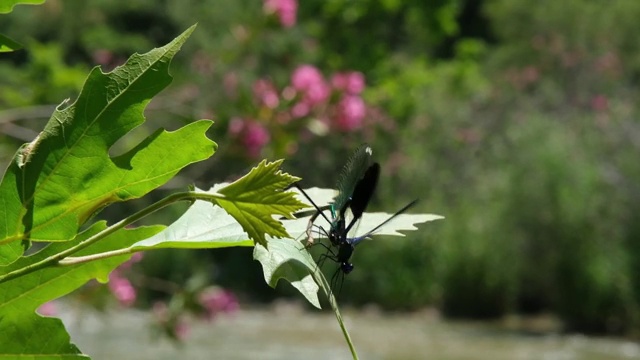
[153,301,169,322]
[591,94,609,112]
[37,301,57,316]
[92,49,114,66]
[224,72,239,98]
[335,95,366,131]
[291,65,323,91]
[291,65,330,106]
[331,71,365,94]
[264,0,297,28]
[228,117,245,135]
[174,317,190,340]
[291,102,310,118]
[228,118,270,156]
[109,271,136,307]
[198,287,239,320]
[253,79,280,109]
[130,252,144,263]
[304,81,330,106]
[118,252,144,270]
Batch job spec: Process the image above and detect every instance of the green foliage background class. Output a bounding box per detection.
[1,0,640,335]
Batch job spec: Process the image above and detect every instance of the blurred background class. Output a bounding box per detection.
[2,0,640,358]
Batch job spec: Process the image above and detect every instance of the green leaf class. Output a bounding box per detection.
[0,0,45,14]
[130,161,308,250]
[253,187,444,308]
[131,185,255,250]
[0,222,163,358]
[331,211,445,238]
[130,185,324,307]
[216,159,306,247]
[0,33,23,52]
[0,25,214,265]
[253,237,321,308]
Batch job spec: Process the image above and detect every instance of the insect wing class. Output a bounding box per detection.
[332,144,373,214]
[348,199,419,247]
[345,162,380,233]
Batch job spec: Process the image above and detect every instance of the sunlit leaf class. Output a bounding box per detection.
[0,222,163,358]
[253,187,444,308]
[0,0,45,14]
[253,237,321,308]
[0,33,23,52]
[0,25,214,265]
[216,159,307,247]
[130,185,255,250]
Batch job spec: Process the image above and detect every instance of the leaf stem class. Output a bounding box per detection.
[57,248,135,266]
[311,267,359,360]
[0,191,224,284]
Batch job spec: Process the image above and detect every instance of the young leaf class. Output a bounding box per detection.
[0,0,45,14]
[0,25,215,265]
[215,159,307,247]
[253,188,444,308]
[130,186,255,250]
[253,237,321,308]
[0,33,23,52]
[0,222,163,357]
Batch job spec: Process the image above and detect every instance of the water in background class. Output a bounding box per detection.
[58,302,640,360]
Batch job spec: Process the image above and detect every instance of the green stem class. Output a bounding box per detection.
[0,191,224,284]
[311,267,359,360]
[57,248,136,266]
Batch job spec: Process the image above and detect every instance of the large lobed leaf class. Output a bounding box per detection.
[0,222,163,358]
[254,237,321,308]
[0,0,45,14]
[0,33,22,52]
[0,25,215,265]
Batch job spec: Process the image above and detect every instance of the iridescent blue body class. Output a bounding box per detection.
[292,145,419,293]
[296,144,379,247]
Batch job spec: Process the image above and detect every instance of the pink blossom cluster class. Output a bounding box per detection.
[263,0,297,28]
[153,301,190,341]
[229,117,271,157]
[290,65,367,131]
[198,286,239,320]
[229,65,368,157]
[107,252,143,307]
[37,301,57,316]
[152,287,239,341]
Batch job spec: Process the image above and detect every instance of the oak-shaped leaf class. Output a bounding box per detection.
[0,222,164,358]
[0,25,215,265]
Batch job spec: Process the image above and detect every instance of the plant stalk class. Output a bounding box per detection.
[0,191,223,284]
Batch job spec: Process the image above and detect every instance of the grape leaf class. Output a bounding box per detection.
[0,33,22,52]
[253,187,444,307]
[0,0,45,14]
[254,237,321,308]
[131,186,255,250]
[216,159,307,247]
[0,25,215,265]
[131,160,307,250]
[0,222,163,358]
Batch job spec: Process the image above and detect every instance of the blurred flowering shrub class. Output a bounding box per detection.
[227,63,370,158]
[151,286,239,341]
[263,0,297,28]
[107,252,143,307]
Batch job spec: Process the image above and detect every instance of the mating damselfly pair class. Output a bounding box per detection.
[292,145,418,293]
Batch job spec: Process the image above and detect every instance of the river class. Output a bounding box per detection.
[60,302,640,359]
